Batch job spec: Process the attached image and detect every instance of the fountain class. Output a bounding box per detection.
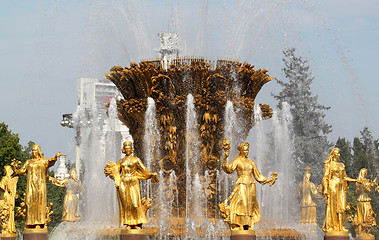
[46,1,331,239]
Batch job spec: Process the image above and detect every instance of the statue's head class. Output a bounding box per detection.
[304,167,311,182]
[237,142,249,157]
[122,141,134,156]
[358,168,367,180]
[4,165,13,176]
[32,144,43,158]
[69,169,79,181]
[330,148,340,160]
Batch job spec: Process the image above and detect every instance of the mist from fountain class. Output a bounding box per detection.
[185,94,200,220]
[142,97,161,218]
[50,99,123,239]
[256,102,296,228]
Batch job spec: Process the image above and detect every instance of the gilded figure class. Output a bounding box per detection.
[104,141,159,229]
[49,169,82,222]
[352,168,378,240]
[12,144,62,229]
[219,139,278,231]
[296,167,321,225]
[321,147,357,234]
[0,165,18,236]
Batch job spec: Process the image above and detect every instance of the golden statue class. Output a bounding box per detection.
[352,168,378,240]
[321,147,357,235]
[49,169,82,222]
[12,144,62,229]
[296,167,321,225]
[104,141,159,229]
[219,139,278,232]
[0,165,19,237]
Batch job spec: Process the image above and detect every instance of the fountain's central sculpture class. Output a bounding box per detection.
[105,57,273,221]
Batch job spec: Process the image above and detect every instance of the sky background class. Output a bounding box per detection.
[0,0,378,163]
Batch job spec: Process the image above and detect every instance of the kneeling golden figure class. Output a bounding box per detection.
[219,139,278,232]
[104,141,159,230]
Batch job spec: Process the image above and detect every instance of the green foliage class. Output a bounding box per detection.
[273,48,332,183]
[0,122,23,175]
[0,122,67,232]
[335,127,379,238]
[46,170,66,232]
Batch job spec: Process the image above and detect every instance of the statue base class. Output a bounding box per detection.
[231,230,256,240]
[324,231,349,240]
[1,232,17,240]
[356,234,375,240]
[23,227,48,240]
[120,229,146,240]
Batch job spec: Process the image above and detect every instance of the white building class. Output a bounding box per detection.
[61,78,132,177]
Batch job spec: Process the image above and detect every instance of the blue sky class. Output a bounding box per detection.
[0,0,378,161]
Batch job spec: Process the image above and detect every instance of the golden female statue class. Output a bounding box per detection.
[12,144,62,229]
[0,165,18,236]
[352,168,378,240]
[296,167,321,225]
[322,147,357,235]
[49,169,82,222]
[219,139,278,231]
[104,141,159,229]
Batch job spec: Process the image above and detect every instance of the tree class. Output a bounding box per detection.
[272,48,332,182]
[0,122,67,231]
[336,127,379,238]
[0,123,23,175]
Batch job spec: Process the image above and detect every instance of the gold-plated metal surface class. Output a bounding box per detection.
[296,167,321,225]
[325,231,349,237]
[104,141,159,229]
[121,228,145,235]
[49,169,82,222]
[351,168,378,240]
[0,165,18,235]
[12,144,62,228]
[321,148,357,233]
[231,229,255,235]
[105,59,273,218]
[219,139,277,230]
[23,226,48,233]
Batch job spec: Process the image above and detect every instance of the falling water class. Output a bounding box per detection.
[50,99,123,239]
[259,102,296,227]
[185,94,200,219]
[143,97,160,200]
[192,173,206,226]
[222,100,244,199]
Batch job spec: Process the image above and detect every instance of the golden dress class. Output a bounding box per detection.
[117,156,152,226]
[50,177,82,221]
[296,179,319,225]
[322,160,348,232]
[353,170,376,238]
[0,166,18,234]
[17,157,57,226]
[222,156,270,227]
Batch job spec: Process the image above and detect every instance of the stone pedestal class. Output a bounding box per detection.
[1,233,17,240]
[23,227,48,240]
[231,230,256,240]
[324,231,349,240]
[120,229,146,240]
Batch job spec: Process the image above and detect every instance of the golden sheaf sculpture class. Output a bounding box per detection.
[352,168,379,240]
[0,165,18,236]
[104,141,159,229]
[321,147,357,235]
[49,169,82,222]
[12,144,62,229]
[219,139,278,231]
[296,167,321,225]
